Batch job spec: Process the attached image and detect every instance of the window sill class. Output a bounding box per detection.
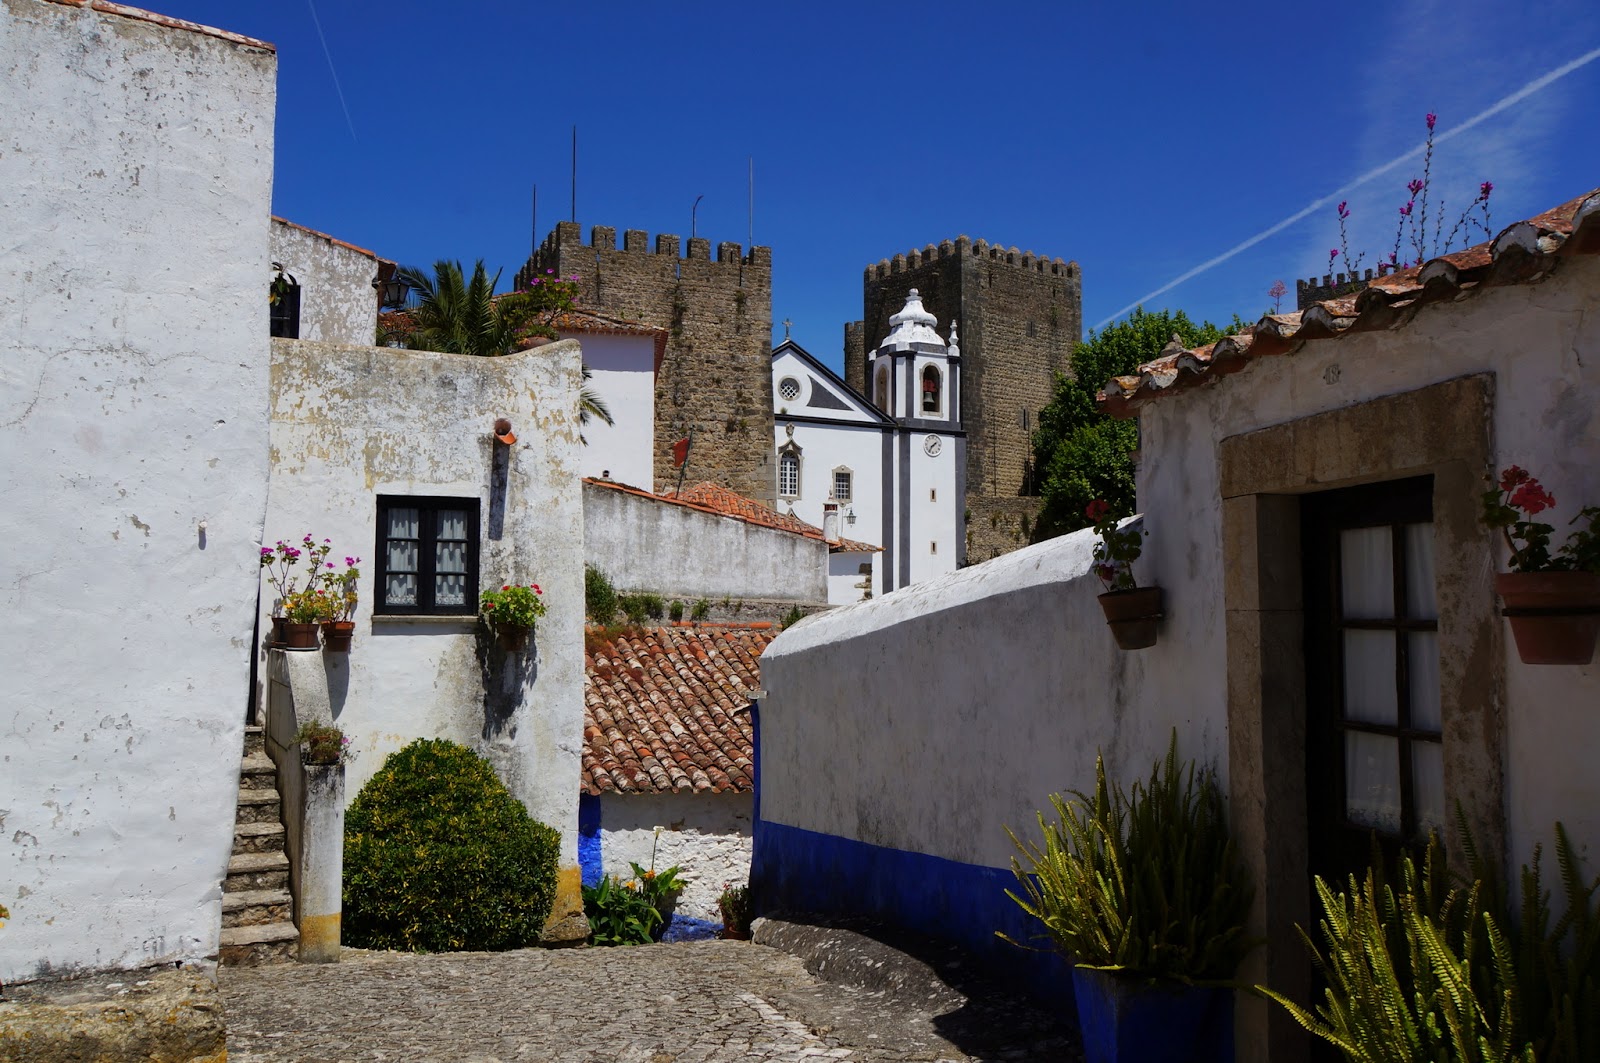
[370,614,478,626]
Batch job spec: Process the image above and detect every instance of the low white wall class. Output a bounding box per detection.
[598,793,753,921]
[0,0,275,982]
[760,530,1224,871]
[584,482,828,603]
[269,218,381,346]
[263,339,586,897]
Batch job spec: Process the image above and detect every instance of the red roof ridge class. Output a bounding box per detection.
[1098,187,1600,416]
[44,0,276,52]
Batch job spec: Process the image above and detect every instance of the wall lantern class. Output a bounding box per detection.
[493,418,517,445]
[845,505,857,526]
[372,271,409,309]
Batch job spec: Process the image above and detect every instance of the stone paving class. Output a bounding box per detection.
[219,938,1079,1063]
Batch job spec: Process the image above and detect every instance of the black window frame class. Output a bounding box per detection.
[269,280,301,339]
[373,495,481,616]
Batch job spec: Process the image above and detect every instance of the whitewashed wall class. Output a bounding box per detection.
[775,418,885,598]
[597,793,753,921]
[1138,254,1600,868]
[565,332,656,491]
[0,1,275,982]
[269,218,381,346]
[584,481,828,603]
[263,339,587,912]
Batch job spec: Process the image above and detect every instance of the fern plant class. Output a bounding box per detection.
[1001,732,1255,982]
[1261,820,1599,1063]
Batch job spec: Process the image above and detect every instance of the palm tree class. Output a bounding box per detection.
[394,259,515,358]
[579,365,613,445]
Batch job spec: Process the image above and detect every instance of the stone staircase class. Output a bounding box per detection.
[220,725,299,965]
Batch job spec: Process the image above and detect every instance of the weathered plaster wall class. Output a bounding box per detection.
[1138,255,1600,871]
[0,0,275,983]
[263,338,587,928]
[583,482,827,603]
[596,793,753,921]
[269,218,381,345]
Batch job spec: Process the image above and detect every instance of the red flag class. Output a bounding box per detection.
[672,436,690,468]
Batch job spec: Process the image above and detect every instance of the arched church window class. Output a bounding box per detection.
[922,366,942,414]
[779,451,800,498]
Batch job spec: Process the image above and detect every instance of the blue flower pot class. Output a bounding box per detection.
[1070,967,1233,1063]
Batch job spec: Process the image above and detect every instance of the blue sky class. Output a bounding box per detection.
[159,1,1600,371]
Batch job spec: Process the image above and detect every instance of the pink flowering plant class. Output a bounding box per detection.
[1481,466,1600,573]
[1088,499,1145,592]
[479,583,547,629]
[330,556,361,621]
[501,268,583,345]
[1329,113,1495,289]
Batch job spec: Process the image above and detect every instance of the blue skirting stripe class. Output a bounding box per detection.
[750,817,1073,1003]
[578,792,603,888]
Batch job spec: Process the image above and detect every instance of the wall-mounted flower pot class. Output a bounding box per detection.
[282,622,320,650]
[496,624,531,653]
[1496,571,1600,665]
[321,620,355,653]
[1071,967,1233,1063]
[1097,587,1165,650]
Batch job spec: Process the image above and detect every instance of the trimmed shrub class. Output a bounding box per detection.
[585,564,618,625]
[344,738,559,952]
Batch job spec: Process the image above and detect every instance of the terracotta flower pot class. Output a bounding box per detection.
[1496,571,1600,665]
[283,622,320,650]
[321,620,355,652]
[496,624,531,653]
[1097,586,1165,650]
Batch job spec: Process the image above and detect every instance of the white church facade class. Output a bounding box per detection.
[772,290,965,600]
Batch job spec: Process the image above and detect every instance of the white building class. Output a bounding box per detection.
[772,289,964,599]
[554,309,665,492]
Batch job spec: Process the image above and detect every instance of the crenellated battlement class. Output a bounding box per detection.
[862,235,1078,282]
[520,221,769,282]
[1295,263,1395,310]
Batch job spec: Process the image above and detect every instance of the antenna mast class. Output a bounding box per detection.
[570,126,577,222]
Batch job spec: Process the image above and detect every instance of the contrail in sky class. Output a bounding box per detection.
[1094,43,1600,330]
[306,0,357,143]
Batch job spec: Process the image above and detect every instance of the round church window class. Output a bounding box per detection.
[778,377,801,401]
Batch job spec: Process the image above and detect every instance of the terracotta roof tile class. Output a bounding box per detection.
[582,625,777,795]
[272,216,388,264]
[1098,187,1600,417]
[43,0,275,52]
[551,309,668,370]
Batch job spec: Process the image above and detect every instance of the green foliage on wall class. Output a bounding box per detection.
[1031,308,1243,541]
[585,564,618,625]
[343,738,559,952]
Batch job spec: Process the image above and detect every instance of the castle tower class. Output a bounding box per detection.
[520,222,775,504]
[848,238,1081,561]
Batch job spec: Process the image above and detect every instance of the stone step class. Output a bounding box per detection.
[238,752,277,791]
[225,851,288,893]
[234,787,282,825]
[219,921,299,967]
[221,888,294,928]
[243,725,264,758]
[232,820,285,855]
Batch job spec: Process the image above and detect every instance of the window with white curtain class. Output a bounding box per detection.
[779,451,800,498]
[375,496,480,614]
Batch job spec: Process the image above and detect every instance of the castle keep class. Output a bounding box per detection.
[845,238,1081,560]
[520,222,775,504]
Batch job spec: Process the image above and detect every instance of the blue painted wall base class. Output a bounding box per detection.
[750,818,1074,1006]
[1071,967,1233,1063]
[660,915,722,943]
[578,792,602,888]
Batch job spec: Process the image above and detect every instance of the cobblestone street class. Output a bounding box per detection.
[219,938,1078,1063]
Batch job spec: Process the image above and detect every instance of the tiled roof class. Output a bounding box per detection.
[272,216,389,264]
[551,308,668,370]
[589,478,883,552]
[1098,188,1600,417]
[583,624,777,795]
[44,0,275,52]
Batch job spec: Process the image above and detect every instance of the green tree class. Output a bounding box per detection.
[1032,307,1243,540]
[394,259,519,358]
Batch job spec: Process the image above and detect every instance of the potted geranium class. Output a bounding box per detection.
[479,583,546,652]
[1481,466,1600,664]
[1087,500,1163,649]
[281,588,333,649]
[1003,734,1254,1063]
[322,556,360,652]
[259,539,306,645]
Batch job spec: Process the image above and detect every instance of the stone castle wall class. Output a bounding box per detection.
[857,238,1081,562]
[1296,263,1396,309]
[523,223,775,504]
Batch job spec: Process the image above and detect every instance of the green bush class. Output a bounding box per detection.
[691,598,711,621]
[669,599,685,622]
[780,605,805,629]
[618,592,665,623]
[343,738,559,952]
[1002,731,1254,981]
[583,875,661,946]
[585,565,618,625]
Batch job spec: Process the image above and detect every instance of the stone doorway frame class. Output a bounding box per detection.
[1218,373,1505,1062]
